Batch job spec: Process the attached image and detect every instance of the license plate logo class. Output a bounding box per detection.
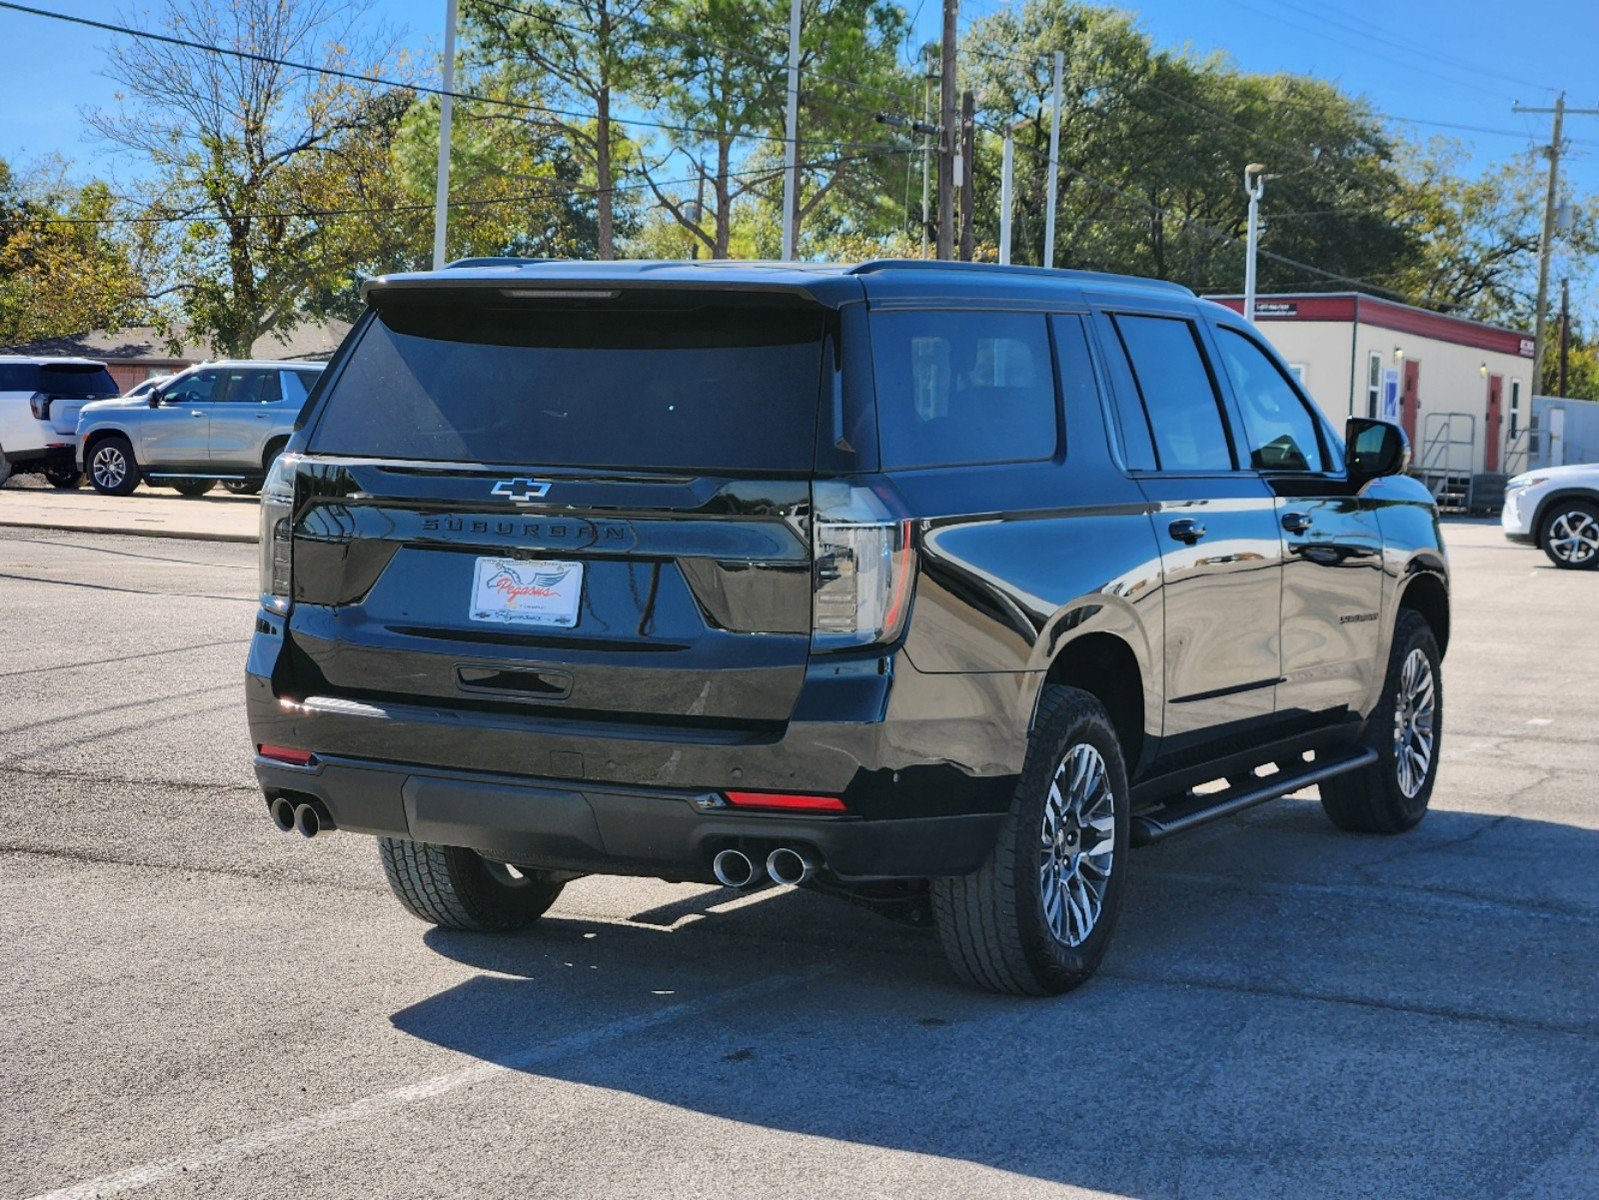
[470,557,583,627]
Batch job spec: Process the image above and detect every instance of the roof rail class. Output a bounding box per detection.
[846,258,1194,295]
[444,257,551,270]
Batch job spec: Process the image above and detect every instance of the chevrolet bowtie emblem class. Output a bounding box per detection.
[490,478,552,501]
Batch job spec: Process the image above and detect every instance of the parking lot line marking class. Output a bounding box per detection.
[26,967,829,1200]
[1527,718,1553,727]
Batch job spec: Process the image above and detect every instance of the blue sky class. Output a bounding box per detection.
[2,0,1595,206]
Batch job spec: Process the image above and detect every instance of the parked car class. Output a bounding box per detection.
[247,259,1448,996]
[0,356,120,488]
[77,360,325,496]
[1502,464,1599,569]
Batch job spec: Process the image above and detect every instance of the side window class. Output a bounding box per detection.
[1213,327,1325,473]
[162,370,221,405]
[870,310,1058,469]
[218,370,267,404]
[1111,314,1234,472]
[280,370,314,407]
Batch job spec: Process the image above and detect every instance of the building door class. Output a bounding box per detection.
[1485,374,1504,472]
[1401,359,1420,444]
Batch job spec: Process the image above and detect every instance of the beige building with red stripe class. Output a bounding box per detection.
[1210,293,1534,485]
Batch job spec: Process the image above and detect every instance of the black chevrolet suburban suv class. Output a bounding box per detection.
[247,259,1448,996]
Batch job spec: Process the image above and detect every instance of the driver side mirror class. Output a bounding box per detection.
[1345,418,1409,488]
[146,386,166,407]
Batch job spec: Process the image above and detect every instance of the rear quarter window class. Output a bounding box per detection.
[870,311,1058,469]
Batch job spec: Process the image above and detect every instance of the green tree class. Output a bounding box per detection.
[460,0,656,258]
[88,0,416,356]
[0,158,154,344]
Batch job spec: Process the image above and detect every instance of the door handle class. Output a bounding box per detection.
[1168,518,1207,545]
[1282,511,1313,534]
[189,410,204,418]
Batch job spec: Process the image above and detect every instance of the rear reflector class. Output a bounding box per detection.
[258,744,314,766]
[723,791,845,812]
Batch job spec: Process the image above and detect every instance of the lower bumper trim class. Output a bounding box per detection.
[256,755,1006,883]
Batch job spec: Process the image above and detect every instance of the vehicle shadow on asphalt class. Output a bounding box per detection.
[390,803,1599,1198]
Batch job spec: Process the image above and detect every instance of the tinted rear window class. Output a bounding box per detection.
[870,311,1057,469]
[0,363,118,397]
[307,302,825,472]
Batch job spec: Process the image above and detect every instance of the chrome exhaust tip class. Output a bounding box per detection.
[268,796,296,833]
[766,847,815,887]
[292,801,327,839]
[712,848,760,888]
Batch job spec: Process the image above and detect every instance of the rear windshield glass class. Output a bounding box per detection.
[0,363,118,397]
[307,301,825,472]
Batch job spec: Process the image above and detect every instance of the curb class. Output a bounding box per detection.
[0,518,256,544]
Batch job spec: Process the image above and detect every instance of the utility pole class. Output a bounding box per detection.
[959,89,976,261]
[999,127,1014,265]
[937,0,958,260]
[1243,163,1268,324]
[1043,51,1062,269]
[1512,95,1599,388]
[431,0,459,270]
[1560,277,1571,397]
[921,45,934,258]
[779,0,802,261]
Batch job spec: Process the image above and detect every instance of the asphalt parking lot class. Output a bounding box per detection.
[3,518,1597,1199]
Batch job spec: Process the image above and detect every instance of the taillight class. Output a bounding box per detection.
[28,392,50,420]
[259,453,299,613]
[811,481,916,650]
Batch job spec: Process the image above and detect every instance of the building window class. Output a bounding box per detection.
[1366,351,1383,418]
[1509,379,1522,439]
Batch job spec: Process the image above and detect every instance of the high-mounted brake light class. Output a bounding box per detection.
[811,482,917,651]
[259,453,299,614]
[258,744,314,766]
[723,791,846,812]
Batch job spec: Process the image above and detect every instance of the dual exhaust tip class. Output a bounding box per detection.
[269,796,332,839]
[712,846,815,889]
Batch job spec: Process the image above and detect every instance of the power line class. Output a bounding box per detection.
[985,119,1439,308]
[0,0,898,151]
[0,148,912,228]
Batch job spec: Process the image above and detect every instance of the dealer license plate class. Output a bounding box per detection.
[469,557,583,628]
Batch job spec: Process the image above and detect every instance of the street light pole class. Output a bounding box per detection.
[1043,51,1062,269]
[779,0,802,261]
[999,128,1014,265]
[431,0,458,270]
[1243,162,1267,325]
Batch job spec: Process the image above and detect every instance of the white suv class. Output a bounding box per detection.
[0,357,120,488]
[1502,464,1599,569]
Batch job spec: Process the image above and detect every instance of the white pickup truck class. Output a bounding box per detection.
[0,356,121,487]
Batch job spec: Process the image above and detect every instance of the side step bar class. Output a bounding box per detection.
[1131,746,1378,845]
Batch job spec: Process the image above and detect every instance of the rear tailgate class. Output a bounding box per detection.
[280,288,831,730]
[285,462,812,724]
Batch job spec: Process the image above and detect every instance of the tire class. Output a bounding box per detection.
[932,686,1130,996]
[1540,499,1599,570]
[222,479,262,496]
[379,837,565,932]
[42,461,82,489]
[171,479,216,497]
[87,436,140,496]
[1320,609,1442,834]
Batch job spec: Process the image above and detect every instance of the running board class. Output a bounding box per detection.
[1131,746,1378,845]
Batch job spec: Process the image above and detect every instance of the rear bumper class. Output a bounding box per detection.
[2,444,73,467]
[246,611,1032,881]
[255,754,1005,882]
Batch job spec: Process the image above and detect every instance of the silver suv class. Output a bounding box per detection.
[78,360,324,496]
